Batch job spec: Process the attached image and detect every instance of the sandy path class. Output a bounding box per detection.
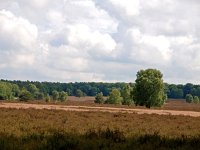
[1,102,200,117]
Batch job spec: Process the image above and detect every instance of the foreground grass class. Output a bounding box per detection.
[1,108,200,149]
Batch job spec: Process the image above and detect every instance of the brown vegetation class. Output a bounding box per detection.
[1,99,200,149]
[0,108,200,138]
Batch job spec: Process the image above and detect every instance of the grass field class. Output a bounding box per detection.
[1,98,200,149]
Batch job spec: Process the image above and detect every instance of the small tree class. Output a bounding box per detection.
[121,84,133,105]
[106,89,122,104]
[52,90,59,101]
[58,91,68,102]
[35,92,44,100]
[19,89,33,101]
[185,94,193,103]
[45,95,51,102]
[26,84,39,98]
[76,89,84,97]
[95,92,104,104]
[0,81,14,100]
[193,96,199,104]
[11,84,20,97]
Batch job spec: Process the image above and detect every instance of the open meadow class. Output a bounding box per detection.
[1,98,200,149]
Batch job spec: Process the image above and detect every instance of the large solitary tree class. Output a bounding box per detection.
[135,69,167,108]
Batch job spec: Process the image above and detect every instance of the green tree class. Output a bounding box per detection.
[135,69,167,108]
[0,82,8,100]
[95,92,104,104]
[45,95,51,102]
[76,89,84,97]
[168,85,183,99]
[106,89,122,104]
[191,87,200,98]
[26,84,39,94]
[11,84,20,97]
[19,89,33,101]
[52,90,59,101]
[193,96,199,104]
[0,81,13,100]
[121,84,133,105]
[58,91,68,102]
[183,83,193,97]
[185,94,193,103]
[35,92,44,100]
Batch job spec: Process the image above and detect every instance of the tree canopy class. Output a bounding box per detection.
[94,92,104,104]
[185,94,193,103]
[135,69,166,108]
[2,74,200,104]
[121,84,133,105]
[106,88,122,104]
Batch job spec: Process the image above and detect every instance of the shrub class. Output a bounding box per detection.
[185,94,193,103]
[95,92,104,104]
[45,95,51,102]
[106,89,122,104]
[76,89,84,97]
[58,91,68,102]
[121,84,133,105]
[193,96,199,104]
[52,90,59,101]
[19,90,33,101]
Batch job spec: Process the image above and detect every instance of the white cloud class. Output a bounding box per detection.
[0,9,39,70]
[67,24,116,53]
[0,9,38,50]
[141,35,171,61]
[0,0,200,83]
[108,0,140,16]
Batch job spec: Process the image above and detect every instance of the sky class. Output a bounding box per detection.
[0,0,200,84]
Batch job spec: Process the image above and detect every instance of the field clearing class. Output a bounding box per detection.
[2,97,200,112]
[1,99,200,149]
[1,102,200,117]
[1,98,200,134]
[0,107,200,137]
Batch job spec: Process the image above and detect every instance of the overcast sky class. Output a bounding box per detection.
[0,0,200,83]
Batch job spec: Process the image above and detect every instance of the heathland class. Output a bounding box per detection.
[1,99,200,150]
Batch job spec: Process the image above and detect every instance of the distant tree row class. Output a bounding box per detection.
[1,80,128,97]
[2,68,200,108]
[0,81,68,102]
[95,84,133,105]
[165,83,200,99]
[2,79,200,99]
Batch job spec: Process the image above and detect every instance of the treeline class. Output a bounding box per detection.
[0,79,130,97]
[1,79,200,100]
[165,83,200,99]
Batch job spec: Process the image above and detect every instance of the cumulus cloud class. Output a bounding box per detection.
[0,0,200,83]
[0,10,38,50]
[108,0,140,16]
[0,9,39,70]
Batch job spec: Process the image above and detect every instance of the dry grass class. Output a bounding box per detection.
[1,104,200,149]
[0,108,200,138]
[4,98,200,112]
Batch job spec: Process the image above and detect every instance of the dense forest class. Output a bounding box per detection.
[0,79,200,100]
